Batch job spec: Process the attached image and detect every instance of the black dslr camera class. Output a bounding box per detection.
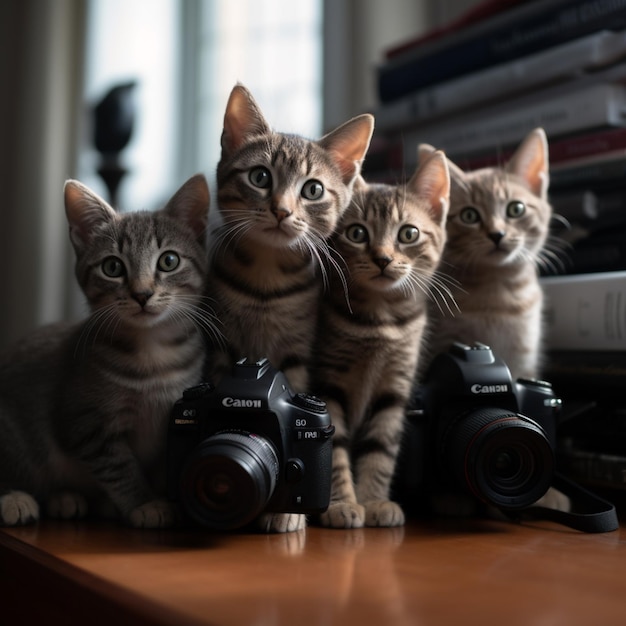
[396,342,562,512]
[167,358,334,530]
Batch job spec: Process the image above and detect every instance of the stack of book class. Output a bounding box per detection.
[369,0,626,275]
[367,0,626,493]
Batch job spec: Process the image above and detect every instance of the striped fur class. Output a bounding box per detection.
[420,128,553,381]
[0,174,213,528]
[207,84,373,533]
[311,151,450,528]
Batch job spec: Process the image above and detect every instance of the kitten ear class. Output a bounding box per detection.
[318,113,375,184]
[417,143,436,165]
[352,174,367,192]
[221,83,271,154]
[408,150,450,226]
[64,180,118,252]
[163,173,210,245]
[442,153,470,197]
[505,127,549,199]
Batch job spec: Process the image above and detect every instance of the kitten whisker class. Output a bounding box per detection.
[211,219,254,261]
[538,236,571,275]
[428,271,462,316]
[171,302,227,349]
[304,233,353,315]
[74,303,119,356]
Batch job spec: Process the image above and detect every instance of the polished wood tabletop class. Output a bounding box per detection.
[1,515,625,626]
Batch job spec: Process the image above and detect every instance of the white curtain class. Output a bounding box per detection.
[0,0,87,349]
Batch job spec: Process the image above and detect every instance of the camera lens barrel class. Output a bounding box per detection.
[179,431,279,530]
[444,407,555,510]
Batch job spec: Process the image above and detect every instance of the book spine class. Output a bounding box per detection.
[383,0,531,61]
[558,446,626,490]
[541,271,626,351]
[545,349,626,389]
[550,187,626,224]
[401,83,626,167]
[377,0,626,102]
[550,151,626,189]
[549,126,626,164]
[374,31,626,133]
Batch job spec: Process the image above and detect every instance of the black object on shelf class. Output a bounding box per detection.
[93,81,137,208]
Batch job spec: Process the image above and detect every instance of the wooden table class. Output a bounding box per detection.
[1,516,625,625]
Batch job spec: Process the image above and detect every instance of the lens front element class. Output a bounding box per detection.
[445,407,554,510]
[180,431,279,529]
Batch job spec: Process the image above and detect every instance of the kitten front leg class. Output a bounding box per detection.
[83,435,175,529]
[321,446,365,529]
[129,499,177,528]
[0,490,39,526]
[354,407,405,528]
[318,404,365,529]
[255,512,306,533]
[533,486,571,512]
[47,491,88,520]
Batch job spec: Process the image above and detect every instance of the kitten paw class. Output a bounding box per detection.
[256,512,306,533]
[47,492,88,520]
[363,500,405,527]
[319,502,365,529]
[0,491,39,526]
[128,500,176,529]
[533,487,571,512]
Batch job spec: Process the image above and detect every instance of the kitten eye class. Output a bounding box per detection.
[101,256,125,278]
[460,207,481,224]
[249,166,272,189]
[506,200,526,218]
[301,179,324,201]
[346,224,369,243]
[398,225,420,244]
[157,251,180,272]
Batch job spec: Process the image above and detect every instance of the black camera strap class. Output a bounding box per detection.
[505,472,619,533]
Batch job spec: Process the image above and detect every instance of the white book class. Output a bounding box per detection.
[541,271,626,351]
[375,30,626,133]
[402,82,626,162]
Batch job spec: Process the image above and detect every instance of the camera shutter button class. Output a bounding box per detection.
[182,382,214,399]
[286,458,305,484]
[293,393,327,413]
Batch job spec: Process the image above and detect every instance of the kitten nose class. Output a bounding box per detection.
[488,230,506,246]
[132,290,153,307]
[374,256,392,270]
[271,207,292,223]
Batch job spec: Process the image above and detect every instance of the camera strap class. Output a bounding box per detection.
[505,472,619,533]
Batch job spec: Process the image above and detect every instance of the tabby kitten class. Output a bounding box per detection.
[207,84,374,533]
[0,174,212,528]
[421,128,552,381]
[209,84,374,389]
[420,130,570,515]
[311,151,450,529]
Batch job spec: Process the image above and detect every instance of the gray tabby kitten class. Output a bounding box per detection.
[420,129,569,514]
[311,151,450,529]
[421,128,552,381]
[0,174,212,528]
[209,84,374,390]
[207,84,374,533]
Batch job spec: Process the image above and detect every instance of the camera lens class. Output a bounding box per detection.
[179,431,279,529]
[444,407,554,510]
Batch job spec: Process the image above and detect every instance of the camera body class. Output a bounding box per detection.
[168,358,334,529]
[396,342,562,512]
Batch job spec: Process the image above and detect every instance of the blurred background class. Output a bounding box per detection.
[0,0,474,349]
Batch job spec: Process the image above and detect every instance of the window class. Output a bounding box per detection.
[80,0,322,211]
[80,0,180,211]
[180,0,323,188]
